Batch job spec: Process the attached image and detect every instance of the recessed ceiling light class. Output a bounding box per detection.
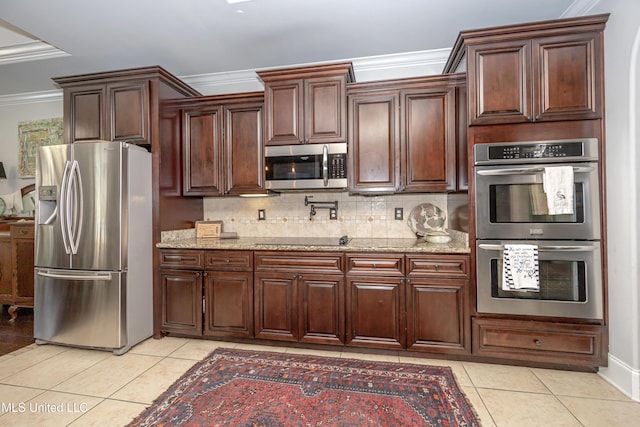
[226,0,253,4]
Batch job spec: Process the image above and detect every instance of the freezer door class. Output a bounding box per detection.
[34,268,126,350]
[70,141,126,271]
[35,144,73,269]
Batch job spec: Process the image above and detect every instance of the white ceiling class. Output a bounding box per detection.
[0,0,594,97]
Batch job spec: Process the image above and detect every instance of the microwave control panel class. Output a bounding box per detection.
[330,154,347,179]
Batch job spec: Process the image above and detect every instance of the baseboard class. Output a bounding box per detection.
[599,353,640,402]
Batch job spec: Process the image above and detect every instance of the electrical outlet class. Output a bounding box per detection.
[329,207,338,220]
[258,209,266,220]
[394,207,403,220]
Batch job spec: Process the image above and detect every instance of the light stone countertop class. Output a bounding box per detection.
[157,232,470,254]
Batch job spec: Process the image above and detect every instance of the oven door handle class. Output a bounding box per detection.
[478,243,596,252]
[476,166,595,176]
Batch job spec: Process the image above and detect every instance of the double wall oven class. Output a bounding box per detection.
[474,138,603,320]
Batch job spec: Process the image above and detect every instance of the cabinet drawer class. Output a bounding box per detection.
[255,251,343,273]
[11,225,34,239]
[406,255,469,278]
[159,250,204,269]
[473,318,605,366]
[346,253,404,276]
[205,251,252,271]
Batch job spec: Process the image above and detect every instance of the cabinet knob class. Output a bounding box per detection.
[527,116,533,121]
[434,264,440,271]
[19,229,28,235]
[534,339,542,347]
[372,263,377,269]
[536,115,542,120]
[226,259,230,263]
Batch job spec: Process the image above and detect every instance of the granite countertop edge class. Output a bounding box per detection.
[156,236,470,254]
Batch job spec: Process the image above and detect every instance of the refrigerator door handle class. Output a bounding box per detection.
[60,160,72,254]
[68,160,84,255]
[36,270,113,281]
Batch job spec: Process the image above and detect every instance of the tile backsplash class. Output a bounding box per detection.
[203,192,469,239]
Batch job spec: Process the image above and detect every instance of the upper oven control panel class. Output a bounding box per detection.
[474,138,599,165]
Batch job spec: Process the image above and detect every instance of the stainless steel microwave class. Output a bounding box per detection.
[264,143,347,190]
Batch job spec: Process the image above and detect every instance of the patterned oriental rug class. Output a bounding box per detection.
[128,348,480,427]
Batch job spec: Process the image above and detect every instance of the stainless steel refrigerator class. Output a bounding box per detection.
[34,140,152,355]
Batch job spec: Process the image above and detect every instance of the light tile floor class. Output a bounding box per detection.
[0,337,639,426]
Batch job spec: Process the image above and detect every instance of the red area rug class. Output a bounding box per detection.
[128,348,480,426]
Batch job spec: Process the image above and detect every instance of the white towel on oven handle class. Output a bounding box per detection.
[543,166,574,215]
[502,244,540,291]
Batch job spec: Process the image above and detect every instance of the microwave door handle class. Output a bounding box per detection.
[476,166,595,176]
[478,243,595,252]
[322,144,329,186]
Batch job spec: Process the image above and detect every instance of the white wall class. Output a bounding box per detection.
[591,0,640,401]
[0,96,62,195]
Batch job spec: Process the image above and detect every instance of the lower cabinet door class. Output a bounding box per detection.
[203,270,253,338]
[298,273,345,345]
[406,278,468,354]
[160,269,203,336]
[254,272,297,341]
[346,276,405,349]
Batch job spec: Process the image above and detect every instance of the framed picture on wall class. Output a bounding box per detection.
[18,117,64,177]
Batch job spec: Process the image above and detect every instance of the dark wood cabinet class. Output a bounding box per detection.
[472,318,606,367]
[0,223,35,321]
[348,74,464,194]
[203,251,253,338]
[159,249,204,336]
[445,15,607,126]
[254,252,345,344]
[405,254,470,354]
[253,272,297,341]
[348,91,400,193]
[159,249,255,338]
[401,87,457,192]
[160,269,203,336]
[176,93,264,196]
[258,63,354,146]
[59,79,150,145]
[345,253,405,349]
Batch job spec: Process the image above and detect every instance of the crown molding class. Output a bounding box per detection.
[0,40,69,65]
[560,0,601,17]
[0,89,62,107]
[182,48,452,95]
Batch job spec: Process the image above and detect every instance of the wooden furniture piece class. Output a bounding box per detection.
[164,93,266,196]
[444,14,607,126]
[254,251,345,345]
[158,248,472,358]
[257,63,354,146]
[347,74,465,194]
[55,66,204,338]
[345,253,406,349]
[203,251,253,338]
[0,222,35,321]
[443,14,609,368]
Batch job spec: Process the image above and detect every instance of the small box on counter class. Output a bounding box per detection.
[196,220,222,238]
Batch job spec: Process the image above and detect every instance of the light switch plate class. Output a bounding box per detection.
[258,209,266,220]
[394,207,403,220]
[329,207,338,220]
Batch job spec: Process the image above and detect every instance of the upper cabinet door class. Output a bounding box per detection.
[108,80,150,144]
[304,76,347,144]
[224,102,264,195]
[401,88,457,192]
[263,80,304,145]
[183,107,223,196]
[65,84,106,143]
[348,92,400,194]
[533,32,602,122]
[468,40,532,125]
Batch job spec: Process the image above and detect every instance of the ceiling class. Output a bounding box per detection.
[0,0,592,98]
